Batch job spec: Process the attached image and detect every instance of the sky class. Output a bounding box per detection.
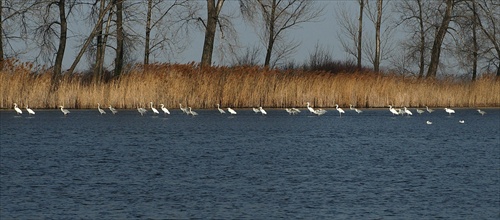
[174,1,355,66]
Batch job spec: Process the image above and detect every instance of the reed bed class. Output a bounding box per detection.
[1,61,499,109]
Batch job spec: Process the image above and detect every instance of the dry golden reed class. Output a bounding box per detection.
[1,60,499,110]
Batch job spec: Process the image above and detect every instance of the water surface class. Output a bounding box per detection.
[1,108,499,219]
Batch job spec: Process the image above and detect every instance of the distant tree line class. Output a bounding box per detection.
[337,0,499,79]
[1,0,499,82]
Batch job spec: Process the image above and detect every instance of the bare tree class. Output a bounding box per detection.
[357,0,364,69]
[426,0,455,78]
[453,0,481,80]
[374,0,382,72]
[143,0,195,65]
[200,0,225,67]
[0,0,3,69]
[473,0,500,77]
[240,0,324,67]
[2,1,31,66]
[232,45,261,66]
[68,1,114,75]
[336,0,364,70]
[114,0,123,76]
[395,0,434,78]
[364,0,394,72]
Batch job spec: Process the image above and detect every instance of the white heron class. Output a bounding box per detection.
[389,105,399,115]
[314,108,327,116]
[477,109,486,116]
[426,106,434,113]
[252,107,260,113]
[444,108,455,115]
[13,103,23,115]
[150,102,160,115]
[97,103,106,115]
[404,107,413,116]
[188,107,198,116]
[306,102,316,114]
[160,104,170,115]
[137,105,147,116]
[228,107,237,115]
[179,104,188,114]
[335,104,345,117]
[459,120,465,124]
[285,108,300,115]
[259,106,267,115]
[426,121,433,125]
[216,104,226,114]
[59,106,70,116]
[416,109,425,114]
[26,105,35,115]
[349,104,362,113]
[109,105,118,114]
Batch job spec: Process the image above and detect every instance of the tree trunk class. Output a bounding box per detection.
[471,1,478,81]
[417,0,425,78]
[67,2,113,75]
[357,0,363,70]
[374,0,382,72]
[201,0,224,67]
[114,0,124,76]
[264,0,276,67]
[144,0,152,65]
[51,0,67,90]
[94,0,106,81]
[426,0,454,78]
[0,0,4,71]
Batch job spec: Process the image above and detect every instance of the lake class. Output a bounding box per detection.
[1,107,499,219]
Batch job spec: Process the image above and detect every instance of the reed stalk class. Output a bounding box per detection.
[1,61,499,109]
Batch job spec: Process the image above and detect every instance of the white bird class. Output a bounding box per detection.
[444,108,455,116]
[349,104,362,113]
[389,105,399,115]
[179,104,188,114]
[109,105,118,114]
[335,104,345,117]
[160,104,170,115]
[259,106,267,115]
[188,107,198,116]
[404,107,413,116]
[137,105,147,116]
[426,106,434,113]
[150,102,160,114]
[13,103,23,115]
[459,120,465,124]
[477,109,486,116]
[97,103,106,115]
[426,120,433,125]
[228,107,237,115]
[285,108,300,115]
[59,106,70,116]
[416,109,425,114]
[252,107,260,113]
[216,104,226,114]
[314,108,327,116]
[26,105,35,115]
[306,102,316,114]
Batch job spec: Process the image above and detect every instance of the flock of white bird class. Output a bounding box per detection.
[11,102,488,124]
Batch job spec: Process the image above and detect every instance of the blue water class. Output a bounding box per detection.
[1,108,499,219]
